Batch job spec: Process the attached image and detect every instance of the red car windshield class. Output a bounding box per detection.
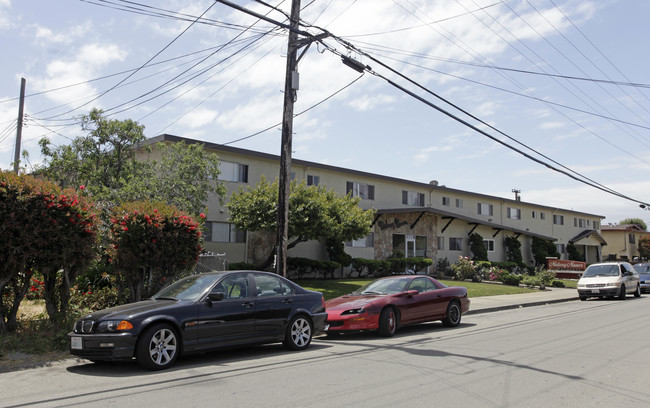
[352,278,412,295]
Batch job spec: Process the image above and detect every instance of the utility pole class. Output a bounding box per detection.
[276,0,301,277]
[13,77,26,174]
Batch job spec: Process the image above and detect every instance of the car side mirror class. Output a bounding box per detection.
[206,292,224,303]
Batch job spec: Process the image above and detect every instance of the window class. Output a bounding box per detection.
[507,207,521,220]
[346,182,375,200]
[347,233,374,248]
[540,212,546,220]
[307,175,320,186]
[579,219,585,228]
[574,217,578,227]
[253,273,293,297]
[218,161,248,183]
[437,236,445,250]
[456,199,463,208]
[205,222,246,243]
[483,240,495,252]
[408,277,437,293]
[556,243,566,254]
[629,233,636,244]
[449,237,463,251]
[553,215,564,225]
[477,203,493,216]
[402,191,425,206]
[442,196,451,206]
[594,221,600,230]
[213,274,250,299]
[532,211,537,219]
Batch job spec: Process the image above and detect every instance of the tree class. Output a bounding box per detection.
[469,232,488,261]
[638,235,650,260]
[531,236,561,266]
[119,141,226,215]
[108,201,204,302]
[38,110,226,216]
[619,218,647,231]
[504,236,523,265]
[566,242,584,261]
[0,171,98,331]
[38,108,147,202]
[227,177,375,269]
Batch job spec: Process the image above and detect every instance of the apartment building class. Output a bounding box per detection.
[143,134,606,268]
[601,224,648,261]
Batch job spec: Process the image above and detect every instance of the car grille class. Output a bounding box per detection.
[586,284,606,288]
[74,320,96,334]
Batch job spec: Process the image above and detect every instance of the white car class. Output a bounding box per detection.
[577,262,641,301]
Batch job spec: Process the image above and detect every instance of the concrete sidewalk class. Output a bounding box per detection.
[466,286,578,315]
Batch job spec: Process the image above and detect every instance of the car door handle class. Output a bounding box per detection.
[242,301,254,308]
[283,298,293,304]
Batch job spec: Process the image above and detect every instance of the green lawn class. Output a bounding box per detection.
[296,278,538,300]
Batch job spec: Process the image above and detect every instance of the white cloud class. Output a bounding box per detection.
[540,121,564,129]
[177,107,218,129]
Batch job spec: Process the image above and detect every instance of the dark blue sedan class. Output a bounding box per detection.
[69,270,327,370]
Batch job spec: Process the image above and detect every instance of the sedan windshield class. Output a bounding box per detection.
[634,264,650,274]
[352,278,411,295]
[583,265,620,277]
[152,274,222,301]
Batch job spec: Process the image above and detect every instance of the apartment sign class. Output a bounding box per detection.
[547,259,586,270]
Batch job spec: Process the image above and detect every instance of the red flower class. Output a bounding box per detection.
[79,185,85,190]
[199,213,206,219]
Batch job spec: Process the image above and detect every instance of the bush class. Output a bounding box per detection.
[499,273,522,286]
[451,256,481,281]
[436,257,452,276]
[491,262,519,272]
[551,280,565,288]
[522,275,541,288]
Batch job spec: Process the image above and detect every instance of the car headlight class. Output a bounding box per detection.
[577,283,585,288]
[341,308,365,315]
[96,320,134,333]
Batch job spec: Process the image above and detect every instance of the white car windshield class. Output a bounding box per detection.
[583,265,620,277]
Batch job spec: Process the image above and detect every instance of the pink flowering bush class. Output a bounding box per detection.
[108,201,204,302]
[451,256,480,281]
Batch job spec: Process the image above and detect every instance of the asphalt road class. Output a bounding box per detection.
[2,296,649,408]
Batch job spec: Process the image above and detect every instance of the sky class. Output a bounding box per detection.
[2,0,650,226]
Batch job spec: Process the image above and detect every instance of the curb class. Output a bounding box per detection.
[465,295,578,315]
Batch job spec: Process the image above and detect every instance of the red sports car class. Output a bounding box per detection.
[325,275,470,337]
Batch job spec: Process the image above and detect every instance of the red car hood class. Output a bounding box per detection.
[325,294,383,311]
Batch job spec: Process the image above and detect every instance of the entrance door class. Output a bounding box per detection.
[406,235,416,258]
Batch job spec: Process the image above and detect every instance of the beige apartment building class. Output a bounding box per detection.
[601,224,649,261]
[144,134,607,270]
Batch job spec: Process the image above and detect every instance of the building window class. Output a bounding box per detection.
[449,237,463,251]
[347,233,374,248]
[456,199,463,208]
[556,243,566,254]
[553,215,564,225]
[477,203,493,216]
[540,212,546,220]
[507,207,521,220]
[205,222,246,243]
[629,233,636,244]
[307,175,320,186]
[579,219,585,228]
[402,191,425,206]
[218,161,248,183]
[483,239,495,252]
[532,211,537,219]
[442,196,451,206]
[594,221,600,230]
[346,182,375,200]
[437,236,445,250]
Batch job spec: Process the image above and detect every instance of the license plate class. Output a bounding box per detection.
[71,336,83,350]
[591,289,600,294]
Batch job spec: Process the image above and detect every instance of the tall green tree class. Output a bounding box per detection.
[227,177,375,268]
[531,236,561,266]
[619,218,647,231]
[504,236,523,265]
[638,236,650,260]
[469,232,488,261]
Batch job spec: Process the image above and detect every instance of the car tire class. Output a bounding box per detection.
[283,315,313,351]
[136,323,179,370]
[442,300,462,327]
[634,284,641,298]
[378,307,397,337]
[618,285,626,300]
[579,296,587,301]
